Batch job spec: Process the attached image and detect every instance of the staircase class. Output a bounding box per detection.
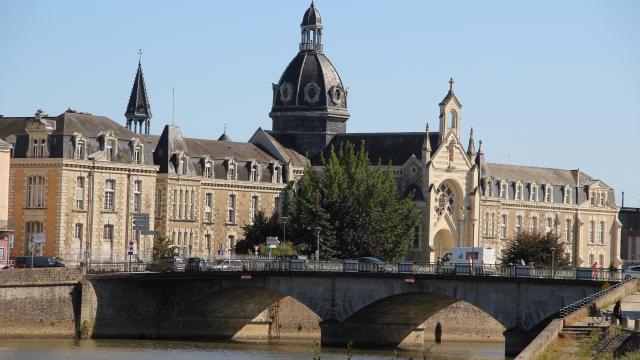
[561,325,605,340]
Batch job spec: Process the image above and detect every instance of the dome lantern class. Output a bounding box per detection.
[299,2,323,52]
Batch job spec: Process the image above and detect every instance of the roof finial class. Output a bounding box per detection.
[224,122,227,134]
[138,48,142,65]
[311,0,314,7]
[426,122,429,133]
[449,77,454,91]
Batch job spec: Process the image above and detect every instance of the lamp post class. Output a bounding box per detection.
[315,226,321,260]
[281,216,288,256]
[551,245,556,278]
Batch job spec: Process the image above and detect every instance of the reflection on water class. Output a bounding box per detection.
[0,339,507,360]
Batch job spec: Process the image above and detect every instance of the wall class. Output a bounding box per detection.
[0,268,82,338]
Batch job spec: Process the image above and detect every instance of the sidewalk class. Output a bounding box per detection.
[606,292,640,327]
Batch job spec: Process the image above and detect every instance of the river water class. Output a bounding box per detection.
[0,339,507,360]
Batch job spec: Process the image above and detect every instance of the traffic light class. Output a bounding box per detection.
[128,241,134,256]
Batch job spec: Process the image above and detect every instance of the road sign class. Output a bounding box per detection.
[141,230,155,236]
[133,213,150,231]
[33,233,45,244]
[266,236,279,246]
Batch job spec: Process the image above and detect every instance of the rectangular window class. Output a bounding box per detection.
[501,215,507,239]
[413,226,420,249]
[565,219,572,242]
[599,221,605,244]
[250,196,259,223]
[483,213,489,236]
[250,165,257,182]
[25,221,44,255]
[599,254,604,266]
[491,213,495,237]
[104,179,115,211]
[546,218,553,233]
[228,194,236,223]
[274,167,280,183]
[103,224,114,261]
[105,140,114,161]
[205,234,212,258]
[545,185,552,202]
[133,180,142,212]
[589,254,594,265]
[204,164,212,179]
[530,216,538,232]
[133,147,141,164]
[75,142,84,160]
[274,196,281,217]
[26,176,46,208]
[516,215,523,235]
[228,164,236,180]
[40,139,46,157]
[589,221,595,243]
[515,184,522,200]
[75,177,85,209]
[179,189,184,219]
[204,193,213,222]
[32,138,39,157]
[75,223,83,241]
[190,190,195,220]
[172,189,177,219]
[227,235,236,256]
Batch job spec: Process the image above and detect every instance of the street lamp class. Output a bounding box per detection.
[281,216,288,256]
[315,226,321,260]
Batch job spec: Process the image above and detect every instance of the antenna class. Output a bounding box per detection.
[172,88,175,125]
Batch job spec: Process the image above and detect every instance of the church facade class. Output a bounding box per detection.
[0,3,621,267]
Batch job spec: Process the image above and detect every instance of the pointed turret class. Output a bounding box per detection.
[422,122,432,161]
[125,50,152,135]
[467,127,475,159]
[475,140,487,178]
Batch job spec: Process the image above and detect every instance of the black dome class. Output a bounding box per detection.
[271,51,348,116]
[301,3,322,27]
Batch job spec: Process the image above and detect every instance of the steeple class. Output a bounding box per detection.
[300,2,323,52]
[422,122,432,161]
[439,77,463,142]
[125,49,152,135]
[467,127,475,159]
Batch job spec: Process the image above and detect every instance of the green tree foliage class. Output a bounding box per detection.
[501,230,570,266]
[235,211,282,255]
[152,232,176,260]
[291,142,418,261]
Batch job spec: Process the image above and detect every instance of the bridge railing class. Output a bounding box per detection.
[559,277,634,318]
[85,259,627,282]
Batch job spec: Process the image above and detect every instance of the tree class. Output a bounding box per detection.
[501,230,570,267]
[152,232,176,260]
[291,142,418,261]
[235,211,282,255]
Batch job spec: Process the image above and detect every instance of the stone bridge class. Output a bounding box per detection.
[83,271,607,356]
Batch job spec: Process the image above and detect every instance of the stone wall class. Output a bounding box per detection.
[0,268,82,337]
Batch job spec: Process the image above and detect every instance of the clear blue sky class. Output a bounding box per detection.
[1,0,639,206]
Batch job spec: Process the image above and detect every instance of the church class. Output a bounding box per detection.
[0,3,621,268]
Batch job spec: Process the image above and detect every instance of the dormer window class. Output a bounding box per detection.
[499,181,508,199]
[250,164,259,182]
[132,146,142,164]
[598,191,606,206]
[544,184,553,202]
[530,183,538,201]
[104,139,116,161]
[227,162,236,180]
[515,182,523,200]
[273,164,281,183]
[31,138,47,158]
[564,186,572,204]
[180,156,188,175]
[75,142,85,160]
[204,162,212,179]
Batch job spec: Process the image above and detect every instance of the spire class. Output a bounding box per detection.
[467,127,476,158]
[125,50,152,135]
[422,122,432,161]
[300,2,323,52]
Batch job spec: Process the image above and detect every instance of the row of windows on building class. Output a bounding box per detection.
[170,230,235,258]
[482,213,607,244]
[484,179,609,207]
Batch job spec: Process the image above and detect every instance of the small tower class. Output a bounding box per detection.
[125,50,152,135]
[300,2,323,52]
[439,78,463,143]
[422,122,432,161]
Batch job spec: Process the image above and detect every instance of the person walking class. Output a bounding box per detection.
[608,263,617,281]
[592,261,599,280]
[613,300,623,326]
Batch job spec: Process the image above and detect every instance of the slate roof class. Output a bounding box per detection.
[262,131,308,166]
[301,3,322,27]
[125,63,152,120]
[485,163,590,186]
[310,132,441,166]
[0,137,11,150]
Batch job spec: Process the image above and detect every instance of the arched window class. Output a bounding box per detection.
[448,110,457,129]
[515,182,523,200]
[434,183,455,217]
[544,184,553,202]
[499,181,508,199]
[530,183,538,201]
[564,186,572,204]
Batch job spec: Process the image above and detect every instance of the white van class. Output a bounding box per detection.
[442,247,496,266]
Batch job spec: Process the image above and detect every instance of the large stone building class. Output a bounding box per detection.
[0,3,621,267]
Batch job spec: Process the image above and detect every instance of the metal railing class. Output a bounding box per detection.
[86,259,630,283]
[559,277,634,318]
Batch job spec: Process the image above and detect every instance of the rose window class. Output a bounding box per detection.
[434,183,454,217]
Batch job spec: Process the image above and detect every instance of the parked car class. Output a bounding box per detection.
[155,256,185,272]
[185,257,206,272]
[357,257,391,272]
[212,259,245,271]
[14,256,65,268]
[623,265,640,279]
